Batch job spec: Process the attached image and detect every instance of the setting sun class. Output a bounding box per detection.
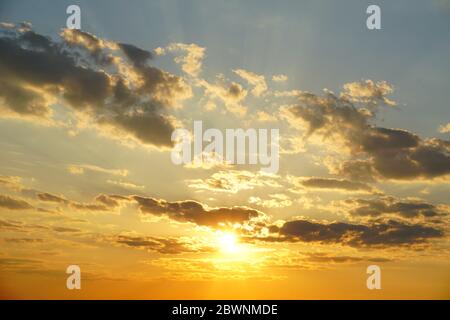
[217,232,240,254]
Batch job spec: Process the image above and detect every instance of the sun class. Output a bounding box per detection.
[216,232,240,254]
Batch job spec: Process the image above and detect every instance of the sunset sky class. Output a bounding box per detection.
[0,0,449,299]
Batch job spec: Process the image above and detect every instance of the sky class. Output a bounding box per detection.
[0,0,449,299]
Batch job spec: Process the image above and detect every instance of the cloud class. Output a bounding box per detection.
[0,217,83,235]
[0,194,33,210]
[106,179,145,190]
[343,196,448,219]
[341,80,396,108]
[0,78,54,121]
[60,28,117,65]
[35,191,125,212]
[256,111,277,122]
[165,43,206,77]
[67,164,128,177]
[94,194,126,208]
[233,69,267,97]
[248,194,292,208]
[0,219,24,231]
[69,200,116,212]
[0,175,24,191]
[187,170,281,193]
[0,257,42,268]
[0,25,192,148]
[37,192,68,204]
[439,122,450,133]
[51,226,81,233]
[325,158,378,182]
[132,195,265,228]
[198,79,247,116]
[272,74,288,82]
[118,42,152,66]
[3,238,44,244]
[285,83,450,180]
[262,218,444,247]
[288,176,376,193]
[303,252,391,264]
[114,234,212,254]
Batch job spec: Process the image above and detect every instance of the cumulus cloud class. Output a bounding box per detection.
[343,196,449,219]
[341,80,396,108]
[285,83,450,180]
[132,195,265,228]
[248,194,292,208]
[260,218,444,247]
[325,158,378,182]
[187,170,281,193]
[118,42,152,66]
[0,25,192,148]
[164,43,206,77]
[233,69,267,97]
[198,79,248,116]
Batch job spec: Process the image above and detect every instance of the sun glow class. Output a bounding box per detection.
[216,232,240,254]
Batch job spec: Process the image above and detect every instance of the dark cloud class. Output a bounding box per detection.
[0,25,191,148]
[287,87,450,180]
[35,192,125,212]
[95,194,121,208]
[299,177,374,192]
[37,192,68,204]
[70,194,128,211]
[118,43,152,66]
[0,194,33,210]
[332,159,378,182]
[228,82,245,98]
[260,219,444,247]
[115,235,211,254]
[0,79,51,118]
[132,195,264,227]
[345,197,447,218]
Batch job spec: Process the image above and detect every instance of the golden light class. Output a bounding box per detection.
[216,232,240,254]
